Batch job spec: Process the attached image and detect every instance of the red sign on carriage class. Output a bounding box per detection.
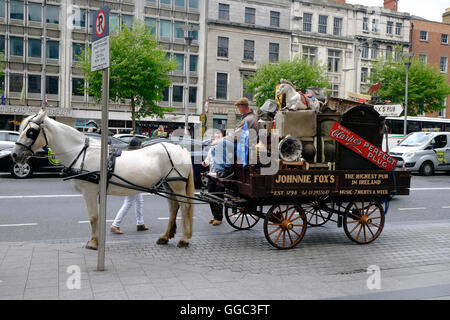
[328,122,398,171]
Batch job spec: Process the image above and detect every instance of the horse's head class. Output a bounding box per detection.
[12,107,49,165]
[276,83,288,97]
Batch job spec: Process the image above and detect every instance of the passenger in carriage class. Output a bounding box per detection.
[110,137,149,234]
[212,97,259,179]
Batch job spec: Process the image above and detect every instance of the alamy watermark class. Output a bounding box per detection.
[66,265,81,290]
[366,265,381,290]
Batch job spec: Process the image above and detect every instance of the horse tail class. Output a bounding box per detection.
[185,164,195,222]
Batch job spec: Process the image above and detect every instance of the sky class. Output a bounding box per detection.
[345,0,449,23]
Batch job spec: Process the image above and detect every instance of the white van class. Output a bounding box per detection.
[389,131,450,176]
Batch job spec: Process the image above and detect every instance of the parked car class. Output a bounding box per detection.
[0,130,20,151]
[85,133,129,150]
[0,146,64,178]
[113,133,148,143]
[142,137,213,188]
[389,131,450,176]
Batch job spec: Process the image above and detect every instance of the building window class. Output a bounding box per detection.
[145,18,156,34]
[303,46,317,64]
[361,44,369,59]
[318,15,327,34]
[327,49,341,73]
[122,15,133,29]
[189,55,198,72]
[0,0,4,18]
[303,13,312,32]
[216,73,228,99]
[330,84,339,97]
[439,99,447,117]
[10,37,23,56]
[0,35,4,53]
[162,86,169,102]
[72,78,84,96]
[440,57,448,73]
[189,0,199,9]
[46,41,59,59]
[72,43,85,61]
[189,87,197,103]
[159,20,172,38]
[217,36,228,58]
[46,76,59,95]
[72,8,86,28]
[245,7,255,24]
[9,74,23,92]
[28,39,41,58]
[175,0,185,7]
[218,3,229,21]
[188,24,199,41]
[172,85,183,102]
[160,0,171,5]
[420,30,428,41]
[28,75,41,94]
[270,11,280,27]
[371,44,378,59]
[363,17,368,31]
[333,18,342,36]
[372,19,378,32]
[419,54,427,64]
[28,2,42,22]
[386,45,393,59]
[269,42,279,62]
[110,13,119,33]
[242,74,253,101]
[386,21,393,34]
[395,23,402,35]
[174,21,185,39]
[361,67,368,83]
[10,0,24,20]
[175,53,184,71]
[243,40,254,61]
[46,5,59,24]
[442,34,449,44]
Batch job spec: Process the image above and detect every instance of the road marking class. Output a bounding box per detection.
[78,220,114,224]
[441,206,450,209]
[398,207,426,211]
[0,194,82,199]
[411,187,450,191]
[0,223,38,227]
[157,217,196,220]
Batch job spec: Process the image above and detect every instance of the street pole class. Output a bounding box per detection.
[354,42,359,93]
[184,36,191,138]
[403,62,410,136]
[41,0,47,108]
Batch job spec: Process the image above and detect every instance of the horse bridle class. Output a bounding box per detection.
[15,114,49,155]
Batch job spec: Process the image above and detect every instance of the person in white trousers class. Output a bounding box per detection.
[110,137,149,234]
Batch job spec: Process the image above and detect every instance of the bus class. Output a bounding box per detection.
[382,116,450,152]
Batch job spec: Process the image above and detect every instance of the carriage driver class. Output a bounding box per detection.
[212,97,259,179]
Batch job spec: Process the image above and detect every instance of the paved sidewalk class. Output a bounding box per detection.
[1,220,450,300]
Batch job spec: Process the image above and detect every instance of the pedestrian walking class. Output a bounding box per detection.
[110,137,149,234]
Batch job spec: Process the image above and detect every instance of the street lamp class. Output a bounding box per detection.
[402,52,414,136]
[181,24,199,138]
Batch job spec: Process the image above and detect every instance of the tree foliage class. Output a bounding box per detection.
[244,57,330,107]
[369,54,450,115]
[78,20,176,130]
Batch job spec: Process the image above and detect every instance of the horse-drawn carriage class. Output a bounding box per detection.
[200,85,411,249]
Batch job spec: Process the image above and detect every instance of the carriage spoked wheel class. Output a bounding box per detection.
[225,205,261,230]
[263,203,307,249]
[343,198,385,244]
[302,197,333,227]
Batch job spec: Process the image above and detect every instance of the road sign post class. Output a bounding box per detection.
[92,6,110,272]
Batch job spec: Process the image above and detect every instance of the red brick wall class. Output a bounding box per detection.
[384,0,398,12]
[411,19,450,118]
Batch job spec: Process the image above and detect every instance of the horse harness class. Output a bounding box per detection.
[15,114,49,155]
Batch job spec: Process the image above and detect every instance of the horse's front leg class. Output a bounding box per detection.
[83,192,99,250]
[156,197,179,245]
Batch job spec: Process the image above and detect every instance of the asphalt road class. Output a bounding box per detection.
[0,172,449,243]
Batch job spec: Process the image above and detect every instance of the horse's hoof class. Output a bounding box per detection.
[169,224,177,239]
[177,240,189,248]
[85,241,98,250]
[156,238,168,245]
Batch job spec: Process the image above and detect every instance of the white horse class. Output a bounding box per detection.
[276,82,308,111]
[11,107,195,249]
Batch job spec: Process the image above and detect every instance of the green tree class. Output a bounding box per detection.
[369,53,450,115]
[245,57,330,107]
[78,20,176,131]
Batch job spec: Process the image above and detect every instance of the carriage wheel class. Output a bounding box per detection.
[302,198,333,227]
[343,198,385,244]
[225,205,261,230]
[263,203,307,249]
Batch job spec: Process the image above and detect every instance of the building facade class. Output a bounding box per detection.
[410,9,450,119]
[204,0,291,131]
[0,0,204,136]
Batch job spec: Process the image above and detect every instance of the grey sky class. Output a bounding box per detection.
[346,0,449,23]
